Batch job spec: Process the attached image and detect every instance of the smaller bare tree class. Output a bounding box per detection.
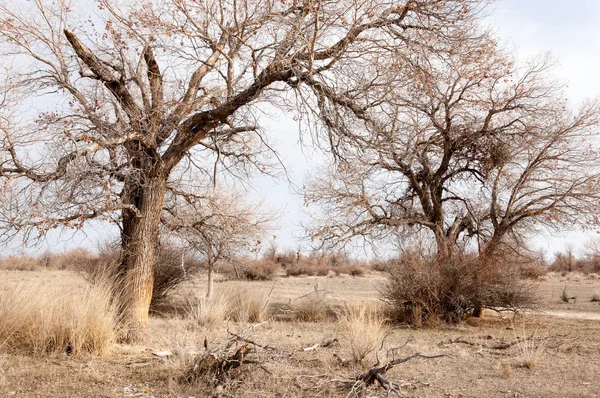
[162,186,275,298]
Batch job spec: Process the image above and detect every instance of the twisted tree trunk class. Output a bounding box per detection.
[118,170,167,334]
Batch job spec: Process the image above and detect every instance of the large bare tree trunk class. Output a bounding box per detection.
[434,228,454,260]
[118,173,167,334]
[206,266,214,299]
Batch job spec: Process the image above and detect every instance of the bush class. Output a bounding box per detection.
[284,261,367,277]
[151,243,204,310]
[0,249,98,272]
[242,261,279,281]
[381,253,535,325]
[0,278,118,356]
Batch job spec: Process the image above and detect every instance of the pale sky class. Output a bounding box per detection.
[255,0,600,257]
[490,0,600,256]
[10,0,600,258]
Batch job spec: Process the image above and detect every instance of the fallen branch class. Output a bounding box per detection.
[227,329,278,351]
[439,336,526,350]
[302,337,339,351]
[337,352,446,397]
[184,344,255,384]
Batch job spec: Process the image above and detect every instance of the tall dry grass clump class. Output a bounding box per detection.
[292,293,329,322]
[0,279,118,356]
[186,293,230,329]
[185,289,270,327]
[339,302,386,366]
[226,290,270,323]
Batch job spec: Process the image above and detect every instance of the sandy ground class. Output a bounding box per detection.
[1,270,599,398]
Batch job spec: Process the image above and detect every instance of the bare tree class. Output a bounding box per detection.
[162,186,275,298]
[305,32,600,258]
[0,0,483,331]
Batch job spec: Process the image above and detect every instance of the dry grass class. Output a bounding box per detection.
[0,270,600,397]
[0,279,118,356]
[291,293,329,322]
[186,289,271,326]
[338,302,387,366]
[513,326,547,369]
[500,362,514,378]
[185,294,230,329]
[0,356,5,387]
[226,289,270,323]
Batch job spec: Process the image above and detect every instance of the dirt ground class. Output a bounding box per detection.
[1,270,599,398]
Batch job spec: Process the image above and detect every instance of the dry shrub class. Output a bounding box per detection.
[284,262,366,277]
[41,248,97,271]
[370,261,389,272]
[266,248,368,277]
[152,244,204,310]
[338,302,386,366]
[519,263,544,280]
[242,261,279,281]
[0,255,39,271]
[341,264,365,277]
[285,262,325,277]
[185,294,230,329]
[590,293,600,302]
[0,279,118,356]
[292,293,329,322]
[382,253,535,325]
[0,249,99,272]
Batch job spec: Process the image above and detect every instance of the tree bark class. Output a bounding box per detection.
[118,171,167,334]
[434,228,454,260]
[206,265,214,299]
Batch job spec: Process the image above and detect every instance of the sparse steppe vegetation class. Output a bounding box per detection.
[0,265,599,397]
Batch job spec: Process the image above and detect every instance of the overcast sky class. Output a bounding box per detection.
[12,0,600,257]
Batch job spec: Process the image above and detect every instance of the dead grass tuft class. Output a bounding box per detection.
[338,302,386,366]
[186,289,271,326]
[500,362,514,378]
[0,355,5,386]
[292,293,328,322]
[186,294,230,329]
[0,278,118,356]
[514,327,547,370]
[226,290,270,323]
